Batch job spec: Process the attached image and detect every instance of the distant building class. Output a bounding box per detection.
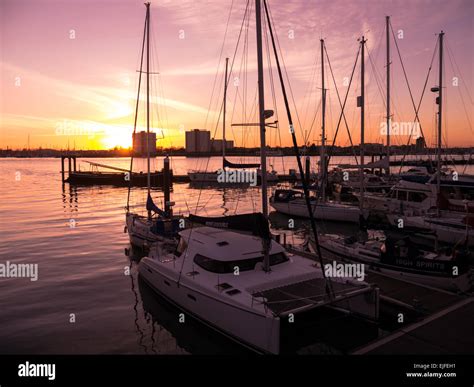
[133,131,157,156]
[185,129,211,153]
[416,137,426,153]
[211,139,234,153]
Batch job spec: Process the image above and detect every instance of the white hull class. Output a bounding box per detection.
[139,226,378,354]
[126,212,165,249]
[139,259,280,353]
[271,200,360,222]
[188,170,279,184]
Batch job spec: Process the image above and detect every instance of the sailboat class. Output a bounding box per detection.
[382,31,474,247]
[270,38,360,223]
[314,23,472,291]
[139,0,379,354]
[187,58,278,185]
[125,3,181,249]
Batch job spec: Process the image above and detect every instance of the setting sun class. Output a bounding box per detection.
[101,125,133,149]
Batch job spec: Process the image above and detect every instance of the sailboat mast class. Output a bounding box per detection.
[321,39,326,202]
[126,9,147,211]
[359,36,366,222]
[262,0,332,294]
[437,31,444,215]
[386,16,391,175]
[255,0,269,272]
[146,2,151,220]
[223,57,228,162]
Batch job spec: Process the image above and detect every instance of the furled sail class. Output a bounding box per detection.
[146,193,166,217]
[189,212,270,241]
[223,157,260,169]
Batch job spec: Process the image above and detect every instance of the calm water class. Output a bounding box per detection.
[0,156,470,354]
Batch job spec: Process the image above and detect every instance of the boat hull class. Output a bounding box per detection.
[386,215,474,247]
[66,171,170,187]
[138,258,281,354]
[270,200,360,222]
[315,238,472,292]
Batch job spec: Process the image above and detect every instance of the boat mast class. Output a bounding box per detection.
[255,0,270,272]
[126,7,147,211]
[223,57,228,165]
[436,31,444,216]
[386,16,391,175]
[262,0,333,296]
[321,38,326,202]
[359,36,366,225]
[146,2,151,220]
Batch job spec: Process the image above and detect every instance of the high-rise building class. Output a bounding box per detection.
[185,129,211,153]
[133,131,157,156]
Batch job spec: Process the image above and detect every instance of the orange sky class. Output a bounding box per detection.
[1,0,473,150]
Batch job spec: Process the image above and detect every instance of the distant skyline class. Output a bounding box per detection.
[1,0,473,150]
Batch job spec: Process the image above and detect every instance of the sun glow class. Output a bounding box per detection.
[101,125,133,149]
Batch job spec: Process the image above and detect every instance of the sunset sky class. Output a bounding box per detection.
[1,0,473,150]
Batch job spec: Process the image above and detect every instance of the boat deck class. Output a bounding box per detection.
[253,278,369,316]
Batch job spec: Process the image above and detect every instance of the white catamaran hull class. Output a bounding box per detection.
[138,258,280,354]
[271,200,360,222]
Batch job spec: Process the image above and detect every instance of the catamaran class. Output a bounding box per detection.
[139,0,379,354]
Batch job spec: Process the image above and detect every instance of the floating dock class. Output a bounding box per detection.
[285,245,472,354]
[352,297,474,354]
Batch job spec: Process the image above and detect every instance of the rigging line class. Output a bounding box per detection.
[389,21,429,147]
[305,43,323,147]
[265,2,306,144]
[445,40,474,105]
[326,42,358,155]
[127,10,147,211]
[233,8,254,211]
[231,5,252,154]
[199,0,250,175]
[446,40,473,133]
[307,98,322,145]
[367,46,387,113]
[202,0,236,130]
[325,44,361,167]
[397,36,438,173]
[179,1,252,287]
[264,0,333,296]
[263,6,281,169]
[302,48,319,133]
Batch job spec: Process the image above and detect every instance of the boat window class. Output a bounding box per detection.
[193,252,289,274]
[408,191,427,202]
[174,237,188,257]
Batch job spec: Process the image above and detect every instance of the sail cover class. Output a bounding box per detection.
[146,193,166,217]
[223,157,260,169]
[189,212,270,241]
